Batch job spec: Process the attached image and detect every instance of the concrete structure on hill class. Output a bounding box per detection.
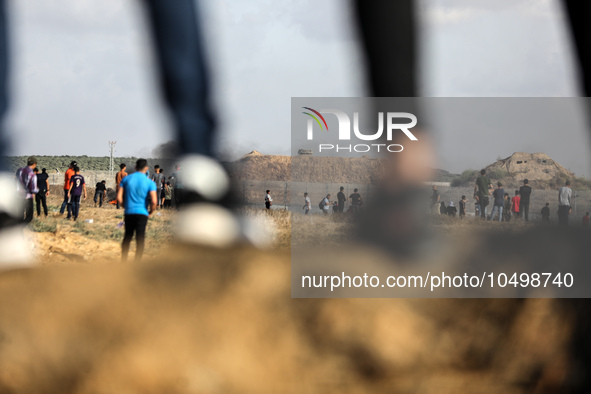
[485,152,574,183]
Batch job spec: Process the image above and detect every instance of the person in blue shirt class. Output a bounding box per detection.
[117,159,158,262]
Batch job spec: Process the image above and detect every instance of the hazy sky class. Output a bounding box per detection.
[4,0,590,176]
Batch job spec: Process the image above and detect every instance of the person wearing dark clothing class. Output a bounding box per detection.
[337,186,346,213]
[349,189,362,212]
[439,201,447,215]
[475,169,491,219]
[541,203,550,222]
[490,182,505,222]
[151,166,165,208]
[94,180,107,208]
[503,193,511,222]
[459,195,467,219]
[518,179,532,221]
[67,166,86,221]
[447,201,457,217]
[35,167,49,217]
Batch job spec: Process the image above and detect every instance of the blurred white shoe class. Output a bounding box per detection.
[173,155,276,248]
[0,225,34,270]
[175,203,241,248]
[176,154,230,202]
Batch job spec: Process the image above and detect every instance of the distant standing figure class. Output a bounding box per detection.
[459,195,467,219]
[60,161,76,215]
[446,201,457,216]
[439,201,447,215]
[503,193,511,222]
[583,212,590,227]
[349,188,362,212]
[303,192,311,215]
[67,166,86,221]
[35,167,49,217]
[115,163,128,210]
[163,182,173,209]
[117,159,158,262]
[541,203,550,222]
[511,190,521,219]
[16,156,38,224]
[171,164,183,209]
[558,180,572,226]
[337,186,346,213]
[475,169,492,219]
[322,194,333,215]
[490,182,504,222]
[151,165,165,209]
[430,185,440,215]
[94,180,107,208]
[159,168,166,206]
[265,190,272,209]
[519,179,532,221]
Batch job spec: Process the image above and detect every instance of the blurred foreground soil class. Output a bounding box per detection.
[1,193,588,393]
[0,241,583,393]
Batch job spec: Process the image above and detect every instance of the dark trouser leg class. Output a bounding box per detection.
[563,1,591,97]
[134,215,148,262]
[72,195,80,219]
[558,206,570,225]
[0,0,10,172]
[143,0,215,157]
[66,195,72,218]
[99,193,103,207]
[60,189,69,214]
[522,200,530,221]
[35,193,41,216]
[174,188,183,210]
[23,198,33,223]
[38,193,47,216]
[121,214,137,261]
[352,0,416,97]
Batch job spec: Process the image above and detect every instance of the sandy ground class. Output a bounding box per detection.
[27,190,174,266]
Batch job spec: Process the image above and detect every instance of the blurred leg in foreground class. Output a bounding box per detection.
[352,0,438,256]
[0,0,31,269]
[143,0,266,247]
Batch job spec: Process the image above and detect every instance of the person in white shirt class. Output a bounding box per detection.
[303,192,311,215]
[265,190,273,209]
[322,194,333,215]
[558,180,572,225]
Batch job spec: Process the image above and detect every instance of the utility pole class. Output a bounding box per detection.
[108,141,116,180]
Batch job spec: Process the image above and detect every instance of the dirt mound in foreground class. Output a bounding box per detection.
[0,229,589,392]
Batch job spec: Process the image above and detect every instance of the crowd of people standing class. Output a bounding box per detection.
[430,169,584,225]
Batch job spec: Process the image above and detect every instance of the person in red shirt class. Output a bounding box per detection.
[583,212,590,227]
[59,161,76,215]
[511,189,521,219]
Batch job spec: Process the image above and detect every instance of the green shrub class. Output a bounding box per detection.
[487,168,508,180]
[451,169,477,187]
